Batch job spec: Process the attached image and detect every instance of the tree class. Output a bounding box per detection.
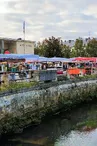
[34,45,46,56]
[86,38,97,57]
[70,47,77,58]
[35,36,63,57]
[44,36,63,57]
[74,38,85,57]
[61,45,71,58]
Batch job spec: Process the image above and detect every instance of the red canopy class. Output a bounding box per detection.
[73,57,97,62]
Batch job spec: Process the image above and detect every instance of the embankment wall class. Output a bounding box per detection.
[0,80,97,135]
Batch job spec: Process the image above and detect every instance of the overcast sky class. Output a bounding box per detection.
[0,0,97,41]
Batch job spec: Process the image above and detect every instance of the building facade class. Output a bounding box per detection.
[0,38,35,54]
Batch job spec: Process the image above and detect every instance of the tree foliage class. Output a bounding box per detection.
[61,45,71,58]
[35,37,97,58]
[44,36,63,57]
[34,43,46,56]
[35,36,63,57]
[74,38,85,57]
[70,47,77,58]
[86,38,97,57]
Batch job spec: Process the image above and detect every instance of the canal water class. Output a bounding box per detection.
[1,102,97,146]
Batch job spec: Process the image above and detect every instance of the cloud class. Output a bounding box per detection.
[0,0,97,41]
[83,4,97,18]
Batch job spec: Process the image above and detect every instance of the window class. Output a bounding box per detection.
[28,45,32,47]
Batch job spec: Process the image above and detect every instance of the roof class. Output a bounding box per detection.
[0,37,35,43]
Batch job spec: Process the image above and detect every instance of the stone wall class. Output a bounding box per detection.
[0,80,97,135]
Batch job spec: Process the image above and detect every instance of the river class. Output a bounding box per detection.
[1,102,97,146]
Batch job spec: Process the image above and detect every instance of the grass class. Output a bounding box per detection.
[75,74,97,81]
[0,73,97,93]
[0,81,38,93]
[75,120,97,131]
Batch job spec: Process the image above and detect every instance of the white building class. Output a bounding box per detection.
[63,38,93,47]
[0,37,35,54]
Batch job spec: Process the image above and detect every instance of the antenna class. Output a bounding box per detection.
[89,31,91,38]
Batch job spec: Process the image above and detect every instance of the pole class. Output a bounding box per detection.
[24,30,25,54]
[1,40,4,54]
[89,31,91,38]
[23,21,25,54]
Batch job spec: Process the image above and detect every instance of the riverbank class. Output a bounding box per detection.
[0,78,97,135]
[1,101,97,146]
[0,74,97,97]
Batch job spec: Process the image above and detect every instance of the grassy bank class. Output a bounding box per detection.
[75,120,97,131]
[0,81,38,93]
[0,74,97,94]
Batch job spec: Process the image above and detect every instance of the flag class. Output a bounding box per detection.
[23,21,25,33]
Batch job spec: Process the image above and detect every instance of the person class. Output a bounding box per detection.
[18,63,23,72]
[63,63,67,71]
[2,72,9,86]
[36,62,40,70]
[22,64,28,80]
[10,64,16,81]
[26,63,30,70]
[32,63,36,70]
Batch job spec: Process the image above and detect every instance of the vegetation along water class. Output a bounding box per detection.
[1,101,97,146]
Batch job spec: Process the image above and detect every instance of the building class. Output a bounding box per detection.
[0,37,35,54]
[63,37,97,48]
[64,40,75,47]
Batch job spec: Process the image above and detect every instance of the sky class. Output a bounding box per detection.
[0,0,97,42]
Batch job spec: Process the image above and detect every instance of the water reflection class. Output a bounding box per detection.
[55,129,97,146]
[1,103,97,146]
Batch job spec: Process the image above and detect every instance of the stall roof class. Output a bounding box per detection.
[47,57,70,62]
[73,57,97,62]
[0,54,39,60]
[25,57,39,63]
[0,54,23,59]
[38,57,48,62]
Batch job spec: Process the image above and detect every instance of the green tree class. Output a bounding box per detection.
[70,47,77,58]
[44,36,63,57]
[86,38,97,57]
[35,36,63,57]
[74,38,85,57]
[61,45,71,58]
[34,41,46,56]
[34,45,45,56]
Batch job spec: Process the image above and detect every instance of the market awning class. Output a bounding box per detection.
[47,57,70,62]
[73,57,97,62]
[0,54,39,60]
[38,57,48,62]
[25,57,39,63]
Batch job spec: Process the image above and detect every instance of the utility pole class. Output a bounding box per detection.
[23,21,25,54]
[1,40,4,54]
